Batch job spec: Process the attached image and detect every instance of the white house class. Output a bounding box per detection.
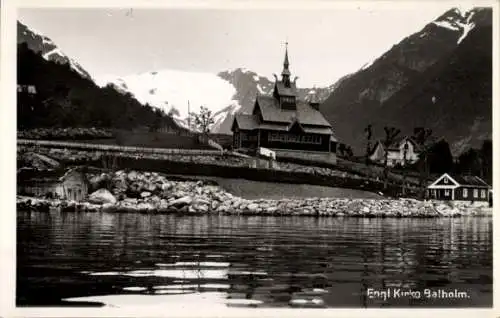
[369,136,420,167]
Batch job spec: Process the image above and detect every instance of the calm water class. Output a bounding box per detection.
[17,211,492,308]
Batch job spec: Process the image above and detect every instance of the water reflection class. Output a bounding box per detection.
[17,211,492,307]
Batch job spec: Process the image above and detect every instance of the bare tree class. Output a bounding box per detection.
[383,126,401,190]
[190,106,215,136]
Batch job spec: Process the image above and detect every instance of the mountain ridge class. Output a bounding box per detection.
[320,7,492,155]
[17,21,93,81]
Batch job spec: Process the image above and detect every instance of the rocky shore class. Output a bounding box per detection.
[17,170,490,217]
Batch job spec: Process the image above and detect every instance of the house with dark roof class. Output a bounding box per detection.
[427,173,491,203]
[231,44,337,163]
[369,136,421,166]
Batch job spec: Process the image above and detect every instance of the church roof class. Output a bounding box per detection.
[232,43,334,136]
[256,95,331,127]
[233,114,259,130]
[232,113,334,135]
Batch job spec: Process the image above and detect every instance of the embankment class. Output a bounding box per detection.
[18,141,421,198]
[17,170,490,217]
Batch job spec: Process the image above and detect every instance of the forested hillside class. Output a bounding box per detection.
[17,43,180,131]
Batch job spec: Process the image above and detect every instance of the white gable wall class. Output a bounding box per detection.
[386,140,419,166]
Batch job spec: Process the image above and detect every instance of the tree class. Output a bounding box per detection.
[456,149,481,176]
[345,146,354,158]
[480,139,492,184]
[190,106,215,135]
[364,124,373,166]
[412,127,433,199]
[427,139,453,174]
[382,126,401,190]
[338,143,346,158]
[454,141,492,185]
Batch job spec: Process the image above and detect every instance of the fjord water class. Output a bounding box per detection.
[17,211,492,308]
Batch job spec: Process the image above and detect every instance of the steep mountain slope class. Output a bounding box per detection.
[17,43,179,131]
[381,17,492,155]
[99,67,336,134]
[320,7,491,154]
[17,21,92,80]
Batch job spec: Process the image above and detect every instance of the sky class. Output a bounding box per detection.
[18,4,463,87]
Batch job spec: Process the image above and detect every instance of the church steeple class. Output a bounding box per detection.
[281,42,291,87]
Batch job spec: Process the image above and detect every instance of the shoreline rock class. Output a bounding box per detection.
[16,170,491,218]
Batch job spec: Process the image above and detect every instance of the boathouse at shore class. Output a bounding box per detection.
[231,44,337,164]
[18,167,89,201]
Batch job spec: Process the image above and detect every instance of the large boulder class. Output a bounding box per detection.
[89,173,111,191]
[169,195,193,207]
[88,189,117,205]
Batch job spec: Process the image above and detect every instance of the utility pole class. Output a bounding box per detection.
[188,100,191,131]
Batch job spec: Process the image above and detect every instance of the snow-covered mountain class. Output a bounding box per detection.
[97,69,240,131]
[17,21,93,80]
[98,67,337,134]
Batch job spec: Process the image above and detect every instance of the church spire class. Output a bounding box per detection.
[281,41,291,87]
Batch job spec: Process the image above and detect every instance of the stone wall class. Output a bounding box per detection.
[249,158,277,169]
[272,149,337,165]
[432,200,490,208]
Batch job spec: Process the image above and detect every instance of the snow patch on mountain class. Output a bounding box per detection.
[42,48,62,59]
[456,10,476,44]
[454,5,475,18]
[18,21,93,81]
[41,36,52,45]
[432,7,477,45]
[256,84,266,94]
[432,20,460,31]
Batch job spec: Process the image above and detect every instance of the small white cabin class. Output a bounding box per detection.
[258,147,276,160]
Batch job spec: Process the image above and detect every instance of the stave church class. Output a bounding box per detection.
[231,44,337,163]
